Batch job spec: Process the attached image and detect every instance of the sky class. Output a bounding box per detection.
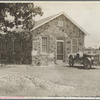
[33,1,100,49]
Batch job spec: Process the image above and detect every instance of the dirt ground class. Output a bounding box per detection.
[0,64,100,97]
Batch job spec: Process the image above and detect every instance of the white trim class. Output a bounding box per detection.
[56,40,64,42]
[71,38,78,53]
[30,12,88,35]
[56,40,64,61]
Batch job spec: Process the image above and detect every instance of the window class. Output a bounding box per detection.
[58,21,63,27]
[72,38,78,53]
[42,37,48,53]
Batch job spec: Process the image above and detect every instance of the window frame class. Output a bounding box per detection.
[71,38,78,53]
[41,36,49,55]
[57,21,63,27]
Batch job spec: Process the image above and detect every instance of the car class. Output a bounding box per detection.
[68,52,95,69]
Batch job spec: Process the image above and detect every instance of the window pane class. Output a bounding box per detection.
[58,21,63,26]
[42,37,47,45]
[72,39,77,46]
[42,37,48,53]
[72,46,78,53]
[42,45,47,52]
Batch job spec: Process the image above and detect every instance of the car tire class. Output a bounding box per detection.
[69,56,74,67]
[84,59,91,69]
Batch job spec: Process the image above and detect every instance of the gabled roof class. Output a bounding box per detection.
[31,12,88,35]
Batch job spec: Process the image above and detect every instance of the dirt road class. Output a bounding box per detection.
[0,64,99,97]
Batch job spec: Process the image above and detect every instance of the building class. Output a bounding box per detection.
[84,47,95,54]
[0,12,87,65]
[84,48,100,65]
[30,12,87,66]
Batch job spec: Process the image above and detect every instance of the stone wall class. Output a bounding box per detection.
[31,14,85,65]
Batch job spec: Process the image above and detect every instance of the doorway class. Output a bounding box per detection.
[57,40,64,62]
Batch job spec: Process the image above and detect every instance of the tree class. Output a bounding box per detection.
[0,3,43,64]
[0,3,43,32]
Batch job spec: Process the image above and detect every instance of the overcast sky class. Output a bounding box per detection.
[33,1,100,49]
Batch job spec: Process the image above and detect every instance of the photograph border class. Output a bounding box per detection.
[0,0,100,99]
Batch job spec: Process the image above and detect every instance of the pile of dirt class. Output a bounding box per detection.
[0,75,74,96]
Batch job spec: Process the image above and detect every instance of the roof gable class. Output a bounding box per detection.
[41,25,68,38]
[31,12,88,35]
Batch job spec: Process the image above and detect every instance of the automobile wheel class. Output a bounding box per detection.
[84,59,91,69]
[69,56,74,67]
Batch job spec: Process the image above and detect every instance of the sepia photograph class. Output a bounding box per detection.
[0,1,100,99]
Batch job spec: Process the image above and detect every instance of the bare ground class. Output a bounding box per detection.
[0,64,99,97]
